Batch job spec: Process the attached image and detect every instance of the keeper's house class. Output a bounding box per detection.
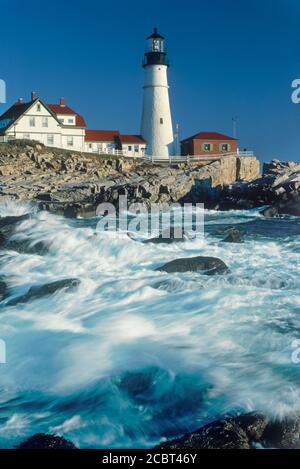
[181,131,238,157]
[0,92,146,157]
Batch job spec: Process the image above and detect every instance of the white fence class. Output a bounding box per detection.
[0,135,254,163]
[147,151,254,164]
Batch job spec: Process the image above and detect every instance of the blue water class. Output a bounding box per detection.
[0,201,300,448]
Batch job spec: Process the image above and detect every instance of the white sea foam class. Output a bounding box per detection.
[0,206,300,447]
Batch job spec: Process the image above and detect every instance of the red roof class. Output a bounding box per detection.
[47,104,86,127]
[182,131,237,142]
[85,130,120,142]
[119,134,145,143]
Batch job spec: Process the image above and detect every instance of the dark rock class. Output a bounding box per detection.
[0,279,7,301]
[18,433,76,449]
[222,227,242,243]
[277,196,300,216]
[262,416,300,449]
[0,231,5,247]
[157,412,300,449]
[7,278,80,305]
[0,215,30,240]
[158,412,268,449]
[0,214,30,230]
[261,195,300,218]
[156,256,229,275]
[261,206,279,217]
[4,239,49,256]
[234,413,269,441]
[145,228,187,244]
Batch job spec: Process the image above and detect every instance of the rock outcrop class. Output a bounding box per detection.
[236,156,260,182]
[0,278,7,301]
[221,159,300,215]
[18,433,77,449]
[0,140,260,216]
[158,412,300,449]
[222,227,243,243]
[6,278,80,306]
[155,256,229,275]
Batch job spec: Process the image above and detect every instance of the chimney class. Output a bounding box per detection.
[17,98,24,104]
[31,91,37,101]
[59,97,65,107]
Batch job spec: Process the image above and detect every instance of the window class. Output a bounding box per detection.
[59,118,64,124]
[47,134,54,145]
[23,133,30,139]
[29,117,35,127]
[160,118,163,124]
[68,118,73,124]
[220,143,230,152]
[67,136,73,146]
[128,145,132,151]
[202,143,212,152]
[89,143,92,149]
[134,145,139,152]
[37,104,41,112]
[42,117,48,128]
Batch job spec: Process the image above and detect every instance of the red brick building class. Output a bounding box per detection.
[181,131,238,157]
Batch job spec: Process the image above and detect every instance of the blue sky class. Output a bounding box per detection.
[1,0,300,161]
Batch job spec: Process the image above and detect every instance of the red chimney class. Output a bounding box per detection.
[31,91,37,101]
[17,98,24,104]
[59,97,65,107]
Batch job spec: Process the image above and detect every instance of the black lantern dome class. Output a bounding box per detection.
[143,28,169,67]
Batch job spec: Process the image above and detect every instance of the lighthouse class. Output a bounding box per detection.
[140,28,175,159]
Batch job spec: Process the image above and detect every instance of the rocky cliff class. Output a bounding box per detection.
[0,140,260,216]
[220,159,300,215]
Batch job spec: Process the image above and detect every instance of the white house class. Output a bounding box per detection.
[0,92,86,151]
[85,129,120,154]
[0,92,146,157]
[117,134,146,157]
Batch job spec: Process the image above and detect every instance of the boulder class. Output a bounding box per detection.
[222,227,242,243]
[145,228,188,244]
[262,416,300,449]
[18,433,76,449]
[0,215,30,229]
[261,195,300,218]
[4,239,49,256]
[0,279,7,301]
[157,412,300,449]
[261,206,279,217]
[155,256,229,275]
[158,413,268,450]
[7,278,80,305]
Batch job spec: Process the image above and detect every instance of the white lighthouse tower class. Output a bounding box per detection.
[140,28,175,159]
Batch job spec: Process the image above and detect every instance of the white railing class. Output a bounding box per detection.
[147,150,254,164]
[95,147,147,158]
[237,150,254,157]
